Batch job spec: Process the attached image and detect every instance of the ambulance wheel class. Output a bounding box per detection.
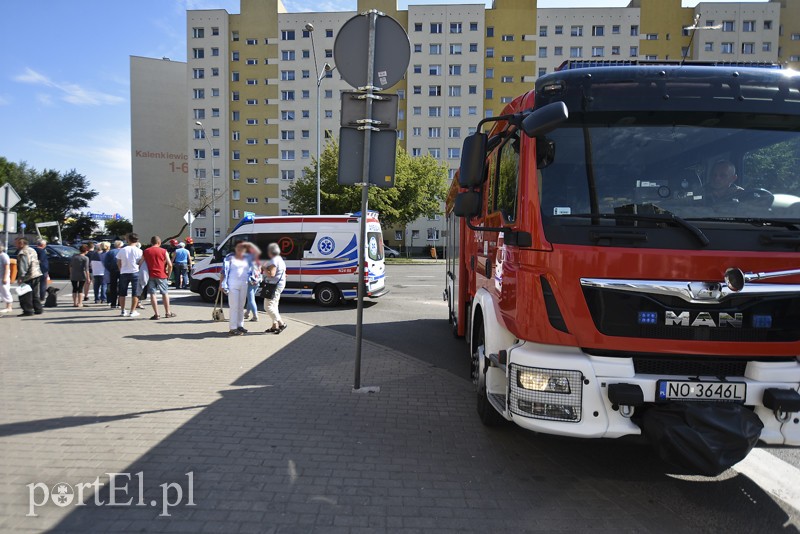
[199,280,218,303]
[472,320,505,427]
[315,283,341,307]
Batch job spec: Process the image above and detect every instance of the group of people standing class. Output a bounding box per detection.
[0,238,46,316]
[220,241,287,336]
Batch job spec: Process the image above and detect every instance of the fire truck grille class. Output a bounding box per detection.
[509,365,583,423]
[582,287,800,342]
[633,357,748,377]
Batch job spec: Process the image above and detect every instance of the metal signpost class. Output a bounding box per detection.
[334,10,410,392]
[184,210,196,240]
[1,183,21,249]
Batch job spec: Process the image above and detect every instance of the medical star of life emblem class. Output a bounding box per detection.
[317,236,335,255]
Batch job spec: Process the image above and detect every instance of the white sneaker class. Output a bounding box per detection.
[0,309,10,314]
[129,311,141,318]
[121,310,129,317]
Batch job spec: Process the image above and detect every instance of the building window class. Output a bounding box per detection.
[281,150,295,161]
[412,127,421,136]
[722,21,734,32]
[281,130,295,140]
[792,34,800,41]
[502,34,514,42]
[193,88,205,99]
[539,25,547,37]
[429,85,441,97]
[555,25,563,35]
[469,85,477,94]
[246,177,257,184]
[232,111,240,121]
[742,42,755,55]
[470,22,478,32]
[741,20,756,33]
[429,106,441,117]
[449,44,462,55]
[232,170,240,181]
[212,128,220,137]
[281,170,295,180]
[763,42,772,52]
[324,110,333,118]
[245,118,256,125]
[612,25,620,35]
[192,68,204,79]
[281,90,295,101]
[450,22,462,34]
[245,58,257,65]
[211,67,219,77]
[192,48,204,59]
[281,30,295,40]
[246,38,257,45]
[232,31,239,41]
[469,64,477,73]
[431,23,442,34]
[232,190,241,200]
[281,70,295,81]
[413,85,422,94]
[704,42,713,52]
[485,88,493,99]
[538,47,547,58]
[571,25,583,37]
[414,44,422,53]
[645,34,658,40]
[324,89,333,98]
[211,88,220,97]
[448,106,461,117]
[449,64,461,76]
[211,48,219,57]
[232,71,240,81]
[554,46,563,56]
[763,20,773,30]
[429,64,441,76]
[721,42,734,54]
[325,49,333,58]
[413,106,421,115]
[302,90,310,99]
[592,46,604,57]
[538,68,547,77]
[469,43,478,53]
[486,27,494,38]
[630,46,638,57]
[194,149,205,159]
[414,22,422,32]
[501,75,513,83]
[281,110,295,121]
[246,79,257,85]
[448,127,461,139]
[447,148,460,159]
[570,47,582,58]
[611,46,620,56]
[231,51,239,61]
[245,198,258,204]
[448,85,461,97]
[192,27,204,39]
[231,150,239,160]
[630,25,639,37]
[430,44,442,55]
[428,127,441,138]
[592,25,604,37]
[486,68,494,79]
[486,47,494,58]
[429,148,440,158]
[325,29,334,38]
[281,50,295,61]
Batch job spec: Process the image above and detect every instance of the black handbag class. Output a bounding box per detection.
[261,282,278,300]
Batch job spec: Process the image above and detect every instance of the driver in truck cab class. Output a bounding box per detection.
[707,160,745,204]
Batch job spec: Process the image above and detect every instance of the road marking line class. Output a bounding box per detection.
[734,448,800,512]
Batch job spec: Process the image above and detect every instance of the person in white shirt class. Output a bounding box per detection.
[116,233,144,317]
[262,243,287,335]
[220,242,259,336]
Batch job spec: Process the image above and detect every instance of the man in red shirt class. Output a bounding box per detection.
[140,236,174,320]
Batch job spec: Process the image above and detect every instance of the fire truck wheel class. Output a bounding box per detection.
[315,283,342,307]
[472,319,505,427]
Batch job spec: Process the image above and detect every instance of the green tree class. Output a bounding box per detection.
[62,215,98,242]
[104,217,133,238]
[289,140,449,228]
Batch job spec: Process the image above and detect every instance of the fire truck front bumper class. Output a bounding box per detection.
[500,342,800,446]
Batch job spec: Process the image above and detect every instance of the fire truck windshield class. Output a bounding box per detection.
[539,112,800,242]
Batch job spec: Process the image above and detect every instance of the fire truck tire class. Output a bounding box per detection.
[472,319,505,427]
[199,279,219,303]
[315,283,342,307]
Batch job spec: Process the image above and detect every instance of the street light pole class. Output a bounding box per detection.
[195,121,217,247]
[306,24,334,216]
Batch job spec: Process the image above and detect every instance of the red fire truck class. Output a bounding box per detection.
[445,62,800,475]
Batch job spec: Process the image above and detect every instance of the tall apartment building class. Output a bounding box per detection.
[131,0,800,248]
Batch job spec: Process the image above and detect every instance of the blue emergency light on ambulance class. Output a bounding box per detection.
[190,213,388,307]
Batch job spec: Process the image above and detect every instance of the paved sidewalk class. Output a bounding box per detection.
[0,295,796,532]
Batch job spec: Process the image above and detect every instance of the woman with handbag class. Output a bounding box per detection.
[262,242,287,334]
[220,242,260,336]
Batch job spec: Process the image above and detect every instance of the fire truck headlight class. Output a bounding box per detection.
[517,370,571,394]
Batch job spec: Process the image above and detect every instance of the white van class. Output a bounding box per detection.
[190,212,388,306]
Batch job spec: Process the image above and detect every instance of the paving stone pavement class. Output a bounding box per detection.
[0,296,796,533]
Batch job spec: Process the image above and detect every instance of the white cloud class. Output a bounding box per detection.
[13,68,125,107]
[36,93,54,107]
[33,132,133,218]
[0,95,9,106]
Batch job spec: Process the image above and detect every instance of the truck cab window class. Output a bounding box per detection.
[494,134,521,222]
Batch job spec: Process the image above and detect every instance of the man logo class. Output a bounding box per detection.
[51,483,74,507]
[665,311,743,328]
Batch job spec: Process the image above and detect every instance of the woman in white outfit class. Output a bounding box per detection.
[0,244,13,313]
[262,243,287,334]
[220,242,260,336]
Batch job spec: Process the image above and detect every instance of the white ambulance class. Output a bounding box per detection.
[190,212,388,306]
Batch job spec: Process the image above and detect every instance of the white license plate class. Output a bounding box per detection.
[657,380,746,402]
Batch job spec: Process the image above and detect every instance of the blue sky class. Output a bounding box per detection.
[0,0,765,220]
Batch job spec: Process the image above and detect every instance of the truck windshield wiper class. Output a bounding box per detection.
[556,212,711,247]
[685,217,800,231]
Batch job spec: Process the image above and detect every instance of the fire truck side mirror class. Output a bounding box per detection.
[453,191,481,218]
[458,133,488,189]
[522,101,569,139]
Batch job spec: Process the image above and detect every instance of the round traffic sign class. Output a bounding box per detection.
[334,13,410,90]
